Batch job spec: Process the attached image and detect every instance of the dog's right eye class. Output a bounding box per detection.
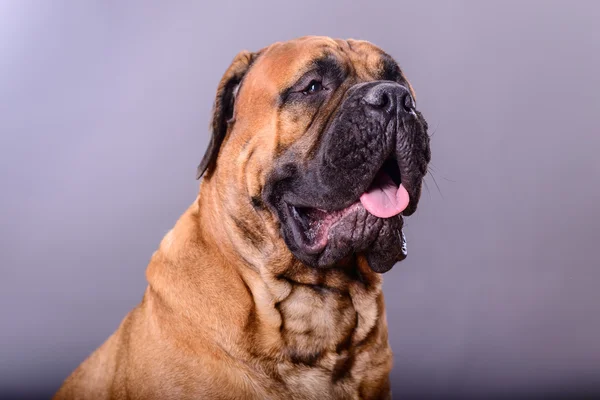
[302,80,324,95]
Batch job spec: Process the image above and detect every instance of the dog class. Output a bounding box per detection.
[54,36,431,400]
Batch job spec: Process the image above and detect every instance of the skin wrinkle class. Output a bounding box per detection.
[241,279,258,335]
[351,211,360,242]
[277,274,347,297]
[242,146,270,223]
[289,88,350,165]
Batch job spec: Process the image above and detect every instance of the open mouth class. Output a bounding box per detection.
[359,155,410,219]
[287,156,410,252]
[381,156,402,187]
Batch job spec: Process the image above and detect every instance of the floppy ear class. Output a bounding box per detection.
[196,50,258,180]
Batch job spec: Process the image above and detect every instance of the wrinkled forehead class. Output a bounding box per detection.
[244,36,406,94]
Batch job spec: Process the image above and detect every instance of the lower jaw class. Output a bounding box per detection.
[285,205,405,272]
[288,201,364,255]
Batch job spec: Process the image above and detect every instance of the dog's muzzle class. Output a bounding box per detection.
[264,80,431,273]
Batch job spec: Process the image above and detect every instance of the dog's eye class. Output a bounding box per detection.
[302,80,324,95]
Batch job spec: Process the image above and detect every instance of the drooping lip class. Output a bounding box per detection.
[284,155,408,254]
[285,201,366,254]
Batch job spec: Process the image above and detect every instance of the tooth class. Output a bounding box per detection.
[292,206,310,231]
[292,206,301,220]
[400,230,407,256]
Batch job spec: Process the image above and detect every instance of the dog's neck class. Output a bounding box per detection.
[145,184,391,382]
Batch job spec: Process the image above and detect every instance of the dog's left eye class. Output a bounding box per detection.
[302,80,324,95]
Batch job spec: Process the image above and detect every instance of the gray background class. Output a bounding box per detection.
[1,0,599,398]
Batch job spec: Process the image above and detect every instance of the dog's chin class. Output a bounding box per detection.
[281,201,407,273]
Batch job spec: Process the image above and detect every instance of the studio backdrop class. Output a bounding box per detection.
[1,1,599,398]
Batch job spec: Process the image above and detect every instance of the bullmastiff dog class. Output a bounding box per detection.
[54,36,431,400]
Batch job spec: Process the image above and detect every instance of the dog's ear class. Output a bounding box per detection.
[196,50,258,180]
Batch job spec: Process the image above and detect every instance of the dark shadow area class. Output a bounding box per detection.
[1,372,599,399]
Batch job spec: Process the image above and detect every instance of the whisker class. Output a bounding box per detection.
[428,119,441,139]
[428,163,456,183]
[423,179,432,200]
[427,171,444,199]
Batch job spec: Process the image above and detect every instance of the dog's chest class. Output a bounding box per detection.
[279,285,357,357]
[272,284,384,397]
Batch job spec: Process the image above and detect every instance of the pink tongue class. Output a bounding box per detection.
[359,170,410,218]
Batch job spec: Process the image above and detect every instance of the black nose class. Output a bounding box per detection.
[363,82,415,115]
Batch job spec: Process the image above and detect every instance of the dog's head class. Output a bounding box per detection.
[197,36,430,274]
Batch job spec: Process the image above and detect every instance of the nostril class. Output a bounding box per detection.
[402,93,415,113]
[379,92,390,109]
[365,90,390,109]
[365,90,394,114]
